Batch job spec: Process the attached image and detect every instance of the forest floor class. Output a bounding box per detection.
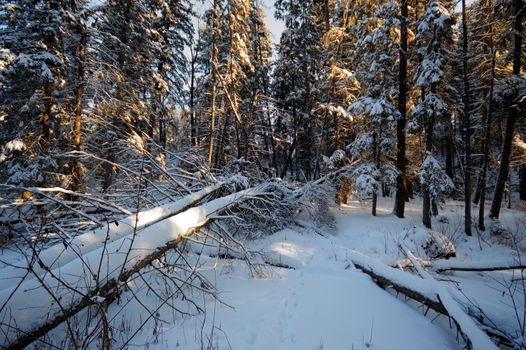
[115,197,525,350]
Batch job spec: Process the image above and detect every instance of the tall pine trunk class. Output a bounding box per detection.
[395,0,408,218]
[461,0,472,236]
[490,0,524,219]
[372,132,379,216]
[423,111,434,229]
[72,22,87,191]
[208,0,219,167]
[521,165,526,200]
[478,46,496,231]
[190,46,197,147]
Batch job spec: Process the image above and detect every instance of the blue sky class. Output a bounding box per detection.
[191,0,285,44]
[260,0,285,44]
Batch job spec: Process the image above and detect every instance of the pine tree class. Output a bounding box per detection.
[273,0,327,180]
[89,0,162,191]
[316,0,356,178]
[490,0,526,219]
[411,0,455,228]
[150,0,194,148]
[243,2,274,172]
[348,1,400,216]
[0,0,74,186]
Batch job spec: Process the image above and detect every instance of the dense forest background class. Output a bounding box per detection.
[1,0,525,238]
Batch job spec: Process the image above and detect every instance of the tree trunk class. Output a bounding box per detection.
[215,97,227,167]
[41,83,53,155]
[190,47,197,147]
[521,165,526,201]
[372,132,379,216]
[478,42,496,231]
[445,129,454,179]
[208,0,219,167]
[423,111,434,229]
[489,0,524,219]
[461,0,472,236]
[395,0,409,218]
[71,23,87,192]
[281,127,297,179]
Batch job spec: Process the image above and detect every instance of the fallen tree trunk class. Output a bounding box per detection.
[393,257,526,273]
[0,182,225,292]
[349,250,500,350]
[0,185,267,349]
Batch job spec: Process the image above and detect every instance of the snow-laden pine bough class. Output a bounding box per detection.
[348,249,513,349]
[0,183,287,349]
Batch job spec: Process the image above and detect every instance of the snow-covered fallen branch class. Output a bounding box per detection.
[0,184,268,349]
[393,256,526,272]
[0,182,225,292]
[349,249,500,350]
[401,247,499,350]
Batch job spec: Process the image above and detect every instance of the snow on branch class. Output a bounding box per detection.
[0,183,225,292]
[349,249,500,350]
[0,184,271,348]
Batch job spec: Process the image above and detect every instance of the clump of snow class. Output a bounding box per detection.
[0,139,26,162]
[422,232,456,259]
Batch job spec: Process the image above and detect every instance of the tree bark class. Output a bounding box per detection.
[281,127,297,179]
[41,83,53,155]
[521,165,526,200]
[372,132,378,216]
[461,0,472,236]
[445,129,454,179]
[489,0,524,219]
[71,22,87,192]
[395,0,409,218]
[477,43,496,231]
[423,111,434,229]
[208,0,219,167]
[190,46,197,147]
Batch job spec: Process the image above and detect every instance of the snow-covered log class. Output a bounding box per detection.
[393,257,526,272]
[349,249,500,350]
[0,185,268,349]
[0,182,225,292]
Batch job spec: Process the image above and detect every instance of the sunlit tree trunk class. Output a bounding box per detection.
[208,0,219,167]
[72,22,87,191]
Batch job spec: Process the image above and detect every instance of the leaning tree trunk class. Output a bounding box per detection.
[395,0,409,218]
[490,0,524,219]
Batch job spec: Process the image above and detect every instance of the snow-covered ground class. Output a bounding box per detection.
[117,197,524,350]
